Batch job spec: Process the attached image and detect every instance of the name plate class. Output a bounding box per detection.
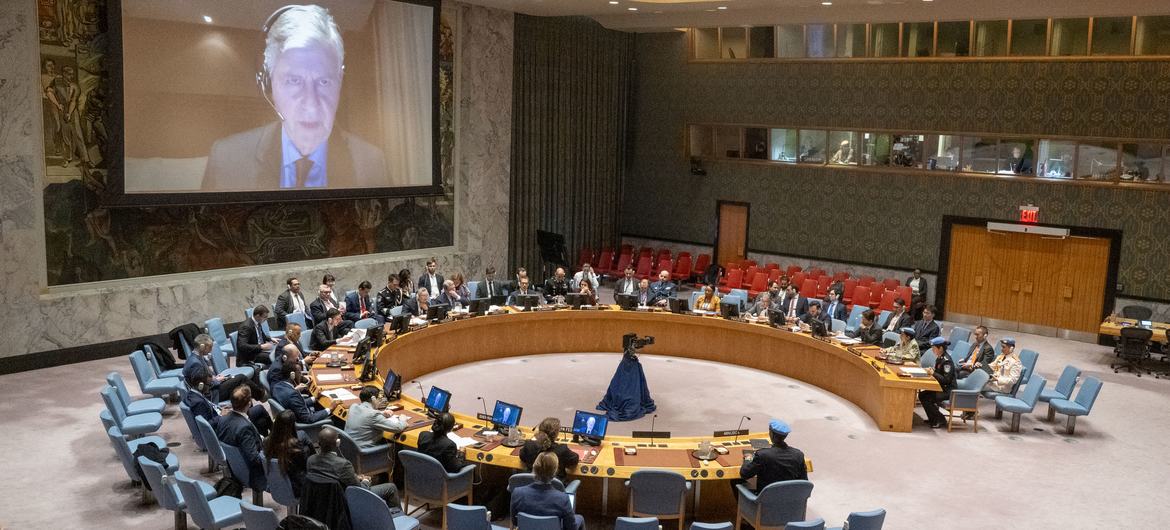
[631,430,671,439]
[714,429,749,438]
[476,413,492,422]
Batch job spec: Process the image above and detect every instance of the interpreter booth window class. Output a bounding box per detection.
[1092,17,1134,55]
[721,27,748,59]
[936,21,971,56]
[806,24,834,58]
[688,125,715,158]
[902,22,934,57]
[827,131,859,165]
[997,139,1036,175]
[777,25,805,58]
[694,28,720,59]
[1051,18,1089,56]
[1036,140,1077,179]
[714,126,742,158]
[961,137,1000,174]
[1120,143,1166,183]
[750,26,777,58]
[860,133,892,166]
[889,135,925,168]
[925,135,961,171]
[744,128,770,160]
[1010,19,1049,56]
[770,129,799,162]
[1076,142,1119,180]
[836,24,867,58]
[1136,16,1170,55]
[974,20,1009,56]
[798,130,828,164]
[871,23,900,57]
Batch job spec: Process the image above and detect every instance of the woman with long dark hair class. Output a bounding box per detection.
[263,410,313,497]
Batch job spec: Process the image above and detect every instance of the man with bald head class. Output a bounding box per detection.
[649,270,676,307]
[306,426,401,507]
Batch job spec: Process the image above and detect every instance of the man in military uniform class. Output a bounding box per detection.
[736,419,808,496]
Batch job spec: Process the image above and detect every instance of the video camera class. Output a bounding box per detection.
[622,333,655,351]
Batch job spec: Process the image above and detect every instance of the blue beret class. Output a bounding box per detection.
[900,327,915,335]
[769,419,791,435]
[930,336,950,347]
[1000,337,1016,346]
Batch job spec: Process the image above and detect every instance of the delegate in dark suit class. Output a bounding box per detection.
[201,122,390,191]
[846,325,885,345]
[882,310,914,333]
[649,280,677,305]
[416,273,445,297]
[214,411,267,490]
[376,287,402,320]
[612,277,638,302]
[236,317,272,366]
[418,430,465,473]
[308,299,342,328]
[343,291,376,323]
[739,441,808,493]
[475,279,504,299]
[913,319,941,350]
[305,449,400,506]
[273,380,331,424]
[799,310,831,332]
[510,482,583,530]
[519,440,580,480]
[274,289,311,329]
[401,297,426,317]
[778,296,808,320]
[822,299,847,322]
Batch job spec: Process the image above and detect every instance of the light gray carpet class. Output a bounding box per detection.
[2,288,1168,528]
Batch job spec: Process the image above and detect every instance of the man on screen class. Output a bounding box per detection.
[202,5,388,191]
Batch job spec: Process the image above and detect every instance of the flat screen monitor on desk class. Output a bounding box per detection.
[615,293,637,311]
[571,410,608,445]
[382,372,399,401]
[425,386,451,416]
[468,298,489,316]
[390,314,411,333]
[720,301,740,319]
[668,297,689,314]
[492,400,522,429]
[514,294,541,311]
[564,293,588,309]
[426,303,450,321]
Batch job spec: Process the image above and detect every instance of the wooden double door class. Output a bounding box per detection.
[944,224,1111,334]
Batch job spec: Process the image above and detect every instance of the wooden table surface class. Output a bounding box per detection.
[1099,316,1170,343]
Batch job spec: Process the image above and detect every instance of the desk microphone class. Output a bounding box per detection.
[650,414,658,445]
[734,415,751,443]
[477,396,489,418]
[411,380,425,402]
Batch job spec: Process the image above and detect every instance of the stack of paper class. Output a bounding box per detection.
[323,388,357,401]
[446,432,478,449]
[899,367,928,376]
[317,373,344,382]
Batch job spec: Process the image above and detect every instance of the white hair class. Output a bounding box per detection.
[263,5,345,76]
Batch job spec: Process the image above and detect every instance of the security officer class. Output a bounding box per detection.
[918,336,957,429]
[736,419,808,495]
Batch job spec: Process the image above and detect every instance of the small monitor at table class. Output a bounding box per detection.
[571,410,608,439]
[391,314,411,333]
[427,303,450,321]
[515,293,541,311]
[720,301,740,319]
[382,372,399,401]
[615,293,637,311]
[564,293,588,308]
[491,400,522,428]
[469,298,489,316]
[425,386,451,414]
[668,297,689,314]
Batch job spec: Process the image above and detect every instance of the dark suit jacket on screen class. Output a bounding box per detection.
[201,122,390,191]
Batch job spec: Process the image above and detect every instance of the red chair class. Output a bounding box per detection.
[724,260,740,272]
[719,269,744,294]
[878,289,899,311]
[841,279,858,304]
[850,285,872,310]
[615,253,633,274]
[672,255,693,282]
[786,265,803,277]
[678,251,691,260]
[657,248,672,263]
[747,272,769,298]
[882,277,901,291]
[693,254,711,280]
[816,276,833,297]
[595,249,616,276]
[765,263,780,270]
[741,266,759,289]
[742,260,757,268]
[791,272,806,290]
[639,247,654,258]
[858,276,876,287]
[800,278,818,298]
[634,256,653,280]
[577,248,594,270]
[768,268,783,283]
[895,285,913,305]
[620,244,634,255]
[870,287,885,308]
[832,271,850,282]
[655,258,673,278]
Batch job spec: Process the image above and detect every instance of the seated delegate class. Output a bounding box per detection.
[510,452,584,530]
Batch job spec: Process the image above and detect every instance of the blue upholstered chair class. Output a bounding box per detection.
[880,331,900,348]
[106,425,178,485]
[506,473,581,496]
[785,519,826,530]
[616,516,662,529]
[919,350,936,369]
[398,450,475,528]
[354,318,379,330]
[106,372,167,415]
[144,343,185,380]
[1040,365,1082,420]
[1049,376,1103,435]
[240,502,281,530]
[946,327,971,354]
[246,307,285,339]
[831,318,847,333]
[345,486,421,530]
[994,376,1047,432]
[516,512,561,530]
[222,442,265,505]
[176,474,246,530]
[986,349,1040,408]
[138,456,217,530]
[691,523,734,530]
[721,295,745,313]
[942,369,990,431]
[205,317,235,356]
[466,281,480,297]
[210,341,255,379]
[689,290,704,308]
[284,311,308,332]
[129,350,183,398]
[876,310,892,329]
[827,508,886,530]
[949,340,972,365]
[267,398,331,439]
[844,305,868,333]
[735,479,814,530]
[337,428,391,477]
[101,386,163,437]
[264,458,299,514]
[390,306,405,317]
[445,503,508,530]
[728,289,750,310]
[177,400,206,452]
[195,416,228,474]
[626,469,691,530]
[230,331,240,363]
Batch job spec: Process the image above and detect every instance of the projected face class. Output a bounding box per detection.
[272,45,342,156]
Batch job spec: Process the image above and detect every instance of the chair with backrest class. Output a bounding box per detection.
[616,516,662,529]
[919,350,936,369]
[178,400,206,452]
[107,372,167,415]
[748,271,769,298]
[626,469,690,530]
[345,486,420,530]
[693,254,711,281]
[844,305,868,334]
[789,272,806,291]
[857,275,875,287]
[1040,365,1082,420]
[849,286,871,312]
[1049,376,1103,435]
[616,253,634,275]
[735,480,814,530]
[831,319,846,333]
[139,456,218,530]
[876,310,893,330]
[869,287,885,309]
[994,376,1047,432]
[268,398,332,439]
[241,502,281,530]
[826,508,886,530]
[945,369,989,432]
[1112,327,1152,375]
[354,318,379,330]
[596,249,616,276]
[507,473,581,496]
[130,350,183,398]
[740,266,759,289]
[815,276,832,298]
[806,267,825,278]
[719,269,743,294]
[1121,305,1154,320]
[785,520,825,530]
[881,278,900,290]
[176,474,246,530]
[985,349,1039,404]
[206,317,235,356]
[635,256,654,280]
[832,271,850,282]
[222,442,265,506]
[102,386,163,437]
[949,340,972,366]
[877,290,898,312]
[107,425,178,486]
[691,523,734,530]
[894,286,913,306]
[673,255,693,283]
[398,450,475,528]
[336,428,391,477]
[265,458,299,515]
[946,327,972,354]
[300,476,350,529]
[210,342,256,379]
[799,278,818,299]
[144,343,185,380]
[445,504,508,530]
[196,416,228,474]
[786,265,803,277]
[881,331,900,348]
[841,279,858,304]
[516,513,561,530]
[655,258,673,278]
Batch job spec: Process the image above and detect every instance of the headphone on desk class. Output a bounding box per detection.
[254,5,346,122]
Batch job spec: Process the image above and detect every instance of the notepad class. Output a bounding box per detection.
[446,432,478,449]
[323,389,357,401]
[836,336,861,345]
[899,367,928,376]
[316,374,344,382]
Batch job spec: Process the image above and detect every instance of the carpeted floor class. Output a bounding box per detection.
[3,286,1169,529]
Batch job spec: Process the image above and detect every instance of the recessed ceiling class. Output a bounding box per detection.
[458,0,1170,32]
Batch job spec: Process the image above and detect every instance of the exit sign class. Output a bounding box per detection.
[1019,205,1039,224]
